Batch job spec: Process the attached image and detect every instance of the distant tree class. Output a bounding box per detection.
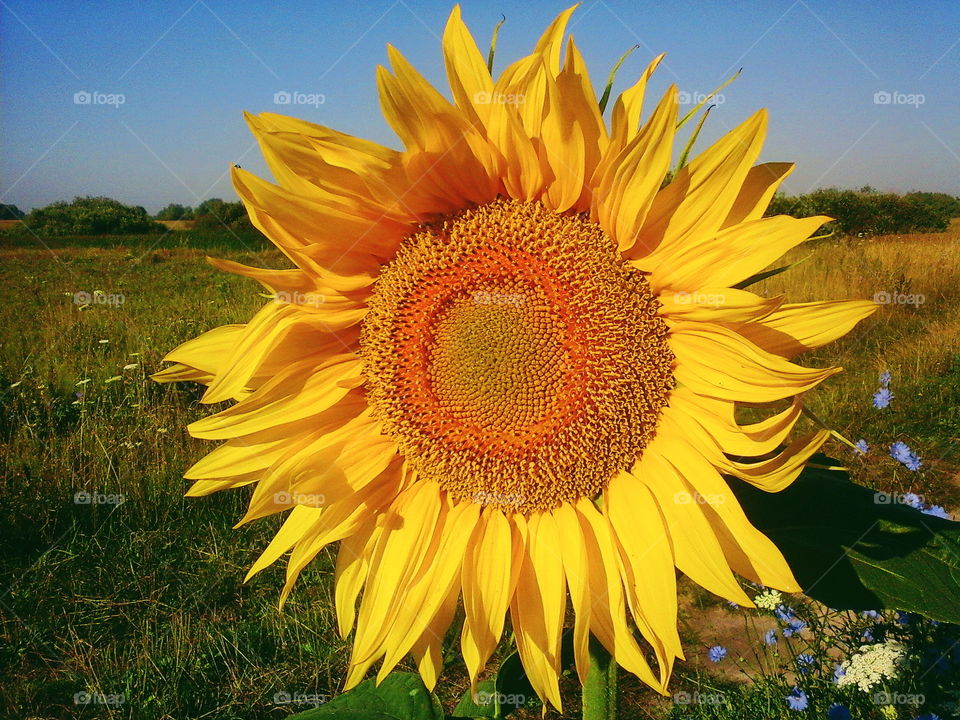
[194,198,253,231]
[155,203,194,220]
[0,204,24,220]
[19,196,164,236]
[765,187,956,236]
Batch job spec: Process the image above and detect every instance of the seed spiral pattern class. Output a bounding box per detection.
[359,198,674,513]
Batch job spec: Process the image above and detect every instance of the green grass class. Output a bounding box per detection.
[1,227,958,719]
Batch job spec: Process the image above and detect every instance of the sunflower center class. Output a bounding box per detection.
[359,198,674,513]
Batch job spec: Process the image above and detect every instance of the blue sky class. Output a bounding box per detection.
[2,0,958,213]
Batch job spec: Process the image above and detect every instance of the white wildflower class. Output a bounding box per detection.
[753,589,783,611]
[836,640,906,693]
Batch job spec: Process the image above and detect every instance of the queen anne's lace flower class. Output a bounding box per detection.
[836,641,907,693]
[753,589,783,610]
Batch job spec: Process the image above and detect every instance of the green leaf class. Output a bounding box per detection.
[492,629,575,716]
[287,673,444,720]
[731,456,960,622]
[452,679,498,718]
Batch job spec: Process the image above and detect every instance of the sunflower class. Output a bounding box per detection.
[154,5,875,710]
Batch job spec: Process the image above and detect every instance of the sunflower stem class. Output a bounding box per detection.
[582,637,617,720]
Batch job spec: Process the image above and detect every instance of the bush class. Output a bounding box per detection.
[18,197,164,236]
[155,203,194,221]
[0,203,24,220]
[766,188,960,236]
[193,198,255,232]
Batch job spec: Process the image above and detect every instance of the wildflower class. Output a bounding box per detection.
[890,441,922,471]
[836,640,906,692]
[828,703,852,720]
[854,438,869,454]
[753,589,783,610]
[763,628,778,645]
[774,604,796,622]
[922,505,950,519]
[708,645,727,663]
[786,686,808,711]
[873,387,893,409]
[861,610,880,619]
[796,653,815,672]
[902,492,923,509]
[783,620,807,637]
[833,663,846,683]
[879,370,891,386]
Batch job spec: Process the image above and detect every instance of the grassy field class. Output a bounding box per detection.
[1,222,958,720]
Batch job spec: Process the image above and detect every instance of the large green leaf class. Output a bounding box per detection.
[731,457,960,622]
[452,679,498,718]
[287,672,444,720]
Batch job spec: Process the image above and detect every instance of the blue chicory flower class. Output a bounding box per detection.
[707,645,727,663]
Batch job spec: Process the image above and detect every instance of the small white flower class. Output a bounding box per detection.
[836,641,906,693]
[753,589,783,611]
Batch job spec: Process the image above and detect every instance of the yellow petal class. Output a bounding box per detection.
[642,214,829,293]
[721,162,794,228]
[630,450,752,606]
[629,109,768,260]
[733,300,878,358]
[670,321,840,403]
[509,512,565,711]
[594,86,678,251]
[605,471,682,685]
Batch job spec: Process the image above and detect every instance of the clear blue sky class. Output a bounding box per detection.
[2,0,958,213]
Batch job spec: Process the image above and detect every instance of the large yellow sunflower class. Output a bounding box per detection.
[154,5,876,710]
